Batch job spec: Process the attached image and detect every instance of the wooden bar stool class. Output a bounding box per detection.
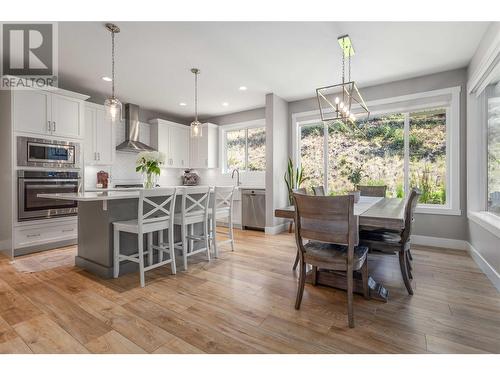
[173,186,211,271]
[113,188,177,287]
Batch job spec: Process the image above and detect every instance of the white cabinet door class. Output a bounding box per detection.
[170,125,189,168]
[51,93,82,138]
[95,108,114,165]
[84,106,96,164]
[12,89,51,134]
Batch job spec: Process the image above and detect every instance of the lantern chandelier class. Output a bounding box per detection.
[316,35,369,124]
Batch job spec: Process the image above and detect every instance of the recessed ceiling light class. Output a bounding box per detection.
[102,76,112,82]
[239,86,247,91]
[179,102,187,106]
[222,102,229,107]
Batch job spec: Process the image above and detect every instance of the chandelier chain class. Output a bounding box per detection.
[194,71,198,121]
[111,30,115,98]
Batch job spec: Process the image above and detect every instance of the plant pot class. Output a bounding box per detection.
[143,172,158,189]
[348,191,361,203]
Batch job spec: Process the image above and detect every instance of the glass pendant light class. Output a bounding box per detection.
[190,68,202,138]
[104,23,122,122]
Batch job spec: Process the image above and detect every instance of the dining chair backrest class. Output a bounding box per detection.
[401,188,421,243]
[293,192,357,249]
[312,186,326,196]
[181,186,211,220]
[356,185,387,197]
[138,187,177,229]
[211,186,235,212]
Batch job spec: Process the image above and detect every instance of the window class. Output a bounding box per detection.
[222,122,266,172]
[293,87,460,214]
[487,81,500,216]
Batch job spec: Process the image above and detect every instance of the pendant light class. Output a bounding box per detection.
[103,23,122,122]
[316,35,369,124]
[190,68,202,137]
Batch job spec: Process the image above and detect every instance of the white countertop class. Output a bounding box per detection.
[38,185,265,202]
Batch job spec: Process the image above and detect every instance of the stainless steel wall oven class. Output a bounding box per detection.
[18,170,81,221]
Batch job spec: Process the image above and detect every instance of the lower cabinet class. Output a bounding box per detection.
[14,219,77,251]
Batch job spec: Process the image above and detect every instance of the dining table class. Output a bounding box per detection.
[274,196,406,302]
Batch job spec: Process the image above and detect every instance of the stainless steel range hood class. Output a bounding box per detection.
[116,103,156,153]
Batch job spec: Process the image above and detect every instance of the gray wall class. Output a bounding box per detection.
[204,107,265,125]
[288,68,469,240]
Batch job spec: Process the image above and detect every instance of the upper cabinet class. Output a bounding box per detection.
[190,123,218,169]
[84,103,114,165]
[12,87,87,139]
[150,119,190,169]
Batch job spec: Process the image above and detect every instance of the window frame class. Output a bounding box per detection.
[219,119,266,174]
[292,86,461,215]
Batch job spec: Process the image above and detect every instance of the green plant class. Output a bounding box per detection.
[284,158,309,205]
[136,151,165,188]
[341,164,364,190]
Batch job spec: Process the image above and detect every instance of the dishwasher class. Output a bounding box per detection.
[242,189,266,230]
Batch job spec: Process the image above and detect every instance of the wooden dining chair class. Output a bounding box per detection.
[359,188,421,295]
[356,185,387,197]
[312,186,326,196]
[293,192,369,328]
[288,187,308,236]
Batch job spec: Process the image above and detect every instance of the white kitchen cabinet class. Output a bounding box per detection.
[84,103,114,165]
[14,218,77,251]
[12,87,85,138]
[150,119,190,168]
[190,123,218,169]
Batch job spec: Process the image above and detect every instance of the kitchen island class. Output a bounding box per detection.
[38,188,218,278]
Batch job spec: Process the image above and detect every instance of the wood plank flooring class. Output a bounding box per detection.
[0,229,499,354]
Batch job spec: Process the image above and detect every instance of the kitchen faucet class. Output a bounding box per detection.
[231,169,241,186]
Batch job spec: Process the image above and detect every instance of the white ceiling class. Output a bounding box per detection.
[58,22,489,121]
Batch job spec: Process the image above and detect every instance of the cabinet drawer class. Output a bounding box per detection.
[15,221,77,249]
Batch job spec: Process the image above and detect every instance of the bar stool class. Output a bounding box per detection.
[209,186,235,258]
[173,186,211,270]
[113,187,177,288]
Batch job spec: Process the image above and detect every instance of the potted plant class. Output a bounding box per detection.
[136,151,165,188]
[345,165,364,203]
[284,157,309,205]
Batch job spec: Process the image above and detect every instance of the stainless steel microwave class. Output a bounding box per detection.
[17,136,80,168]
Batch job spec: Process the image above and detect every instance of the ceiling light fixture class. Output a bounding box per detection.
[103,23,122,122]
[179,102,187,106]
[102,76,112,82]
[316,34,369,124]
[190,68,202,138]
[239,86,247,91]
[222,102,229,107]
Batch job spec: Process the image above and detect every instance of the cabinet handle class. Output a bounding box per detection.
[53,121,56,132]
[94,152,97,161]
[47,121,51,132]
[27,233,41,238]
[98,152,100,161]
[62,228,74,232]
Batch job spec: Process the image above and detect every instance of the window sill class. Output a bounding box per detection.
[415,205,461,216]
[468,211,500,238]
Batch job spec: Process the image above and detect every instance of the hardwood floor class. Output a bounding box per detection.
[0,229,499,354]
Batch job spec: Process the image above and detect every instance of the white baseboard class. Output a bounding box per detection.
[265,223,289,235]
[0,239,12,252]
[467,242,500,292]
[411,235,468,251]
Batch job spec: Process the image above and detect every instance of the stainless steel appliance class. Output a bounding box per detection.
[115,103,156,153]
[242,189,266,231]
[17,136,80,168]
[18,170,81,221]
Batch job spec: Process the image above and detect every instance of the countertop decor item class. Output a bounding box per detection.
[136,151,165,188]
[97,170,109,188]
[182,169,200,186]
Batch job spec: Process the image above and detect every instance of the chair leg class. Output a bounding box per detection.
[158,230,164,262]
[229,214,235,251]
[288,221,293,233]
[138,233,145,288]
[399,250,413,295]
[188,224,194,255]
[292,249,299,271]
[295,259,306,310]
[204,219,211,262]
[147,232,153,266]
[408,249,413,261]
[406,251,413,279]
[212,216,218,258]
[312,266,318,286]
[347,265,354,328]
[169,227,177,275]
[113,228,120,278]
[181,224,188,271]
[361,261,369,299]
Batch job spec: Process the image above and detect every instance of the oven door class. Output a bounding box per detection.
[18,179,79,221]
